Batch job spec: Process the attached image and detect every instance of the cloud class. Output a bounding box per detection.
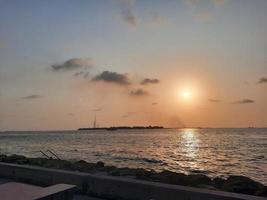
[121,9,138,26]
[209,98,221,103]
[119,0,138,27]
[22,95,42,99]
[130,88,149,96]
[51,58,92,71]
[118,1,172,28]
[74,71,90,79]
[233,99,255,104]
[92,71,130,85]
[74,71,84,77]
[258,77,267,84]
[141,78,160,85]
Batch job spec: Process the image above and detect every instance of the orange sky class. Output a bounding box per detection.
[0,0,267,130]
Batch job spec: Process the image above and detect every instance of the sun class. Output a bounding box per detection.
[175,84,199,103]
[182,91,191,98]
[181,89,193,101]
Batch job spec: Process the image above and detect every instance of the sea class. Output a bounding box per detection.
[0,128,266,185]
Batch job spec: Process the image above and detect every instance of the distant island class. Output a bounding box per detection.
[78,126,164,131]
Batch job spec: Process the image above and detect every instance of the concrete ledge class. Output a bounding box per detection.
[0,162,266,200]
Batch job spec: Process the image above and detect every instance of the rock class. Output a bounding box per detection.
[109,168,121,176]
[103,165,117,172]
[255,187,267,197]
[108,167,149,177]
[186,174,212,186]
[150,170,187,185]
[15,159,29,164]
[190,169,208,174]
[130,168,148,177]
[4,154,27,163]
[1,154,266,197]
[71,160,99,172]
[75,160,88,164]
[29,158,49,166]
[0,154,29,165]
[135,169,156,180]
[112,167,136,176]
[213,177,226,188]
[96,161,105,168]
[222,175,266,195]
[0,154,7,162]
[150,171,212,187]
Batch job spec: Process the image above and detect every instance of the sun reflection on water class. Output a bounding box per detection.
[180,129,200,168]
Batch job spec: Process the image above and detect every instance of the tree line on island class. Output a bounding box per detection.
[78,126,164,131]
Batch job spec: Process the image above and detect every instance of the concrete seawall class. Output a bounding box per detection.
[0,162,265,200]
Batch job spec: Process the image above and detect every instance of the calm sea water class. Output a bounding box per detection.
[0,128,266,185]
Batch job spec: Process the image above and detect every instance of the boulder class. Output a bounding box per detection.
[1,154,266,196]
[186,174,212,186]
[108,167,148,177]
[75,160,88,165]
[72,160,97,172]
[150,170,187,185]
[222,175,266,195]
[28,157,47,166]
[96,161,105,168]
[108,168,121,176]
[213,177,226,188]
[3,154,27,163]
[0,154,7,161]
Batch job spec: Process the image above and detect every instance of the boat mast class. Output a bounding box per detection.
[93,112,97,128]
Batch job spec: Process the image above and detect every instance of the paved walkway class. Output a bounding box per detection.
[0,177,105,200]
[0,178,10,184]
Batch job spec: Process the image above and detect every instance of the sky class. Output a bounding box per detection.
[0,0,267,130]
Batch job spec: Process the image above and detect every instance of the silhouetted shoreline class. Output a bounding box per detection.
[78,125,164,131]
[0,154,266,197]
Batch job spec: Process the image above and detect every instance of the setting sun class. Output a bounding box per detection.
[182,91,192,99]
[180,89,193,101]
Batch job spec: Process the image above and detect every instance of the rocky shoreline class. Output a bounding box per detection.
[0,154,266,197]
